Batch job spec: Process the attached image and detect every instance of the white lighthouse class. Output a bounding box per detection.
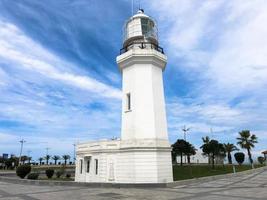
[75,9,173,184]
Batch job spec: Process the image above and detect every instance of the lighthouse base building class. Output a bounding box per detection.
[75,139,172,183]
[75,10,173,184]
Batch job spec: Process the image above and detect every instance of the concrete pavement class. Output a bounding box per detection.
[0,168,266,200]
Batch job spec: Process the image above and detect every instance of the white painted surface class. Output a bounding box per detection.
[117,48,168,141]
[75,10,173,184]
[75,139,173,183]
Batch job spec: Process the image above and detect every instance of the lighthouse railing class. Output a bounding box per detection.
[120,41,164,55]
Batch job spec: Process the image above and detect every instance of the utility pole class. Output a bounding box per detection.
[45,147,50,156]
[45,147,50,165]
[18,139,26,165]
[182,125,190,164]
[182,125,190,141]
[210,128,213,139]
[73,143,76,163]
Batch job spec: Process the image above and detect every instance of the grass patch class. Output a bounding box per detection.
[173,164,264,181]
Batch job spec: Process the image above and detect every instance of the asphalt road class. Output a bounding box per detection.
[0,169,266,200]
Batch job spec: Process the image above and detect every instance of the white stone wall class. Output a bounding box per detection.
[118,48,168,141]
[75,143,173,183]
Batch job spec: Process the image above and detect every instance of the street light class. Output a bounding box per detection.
[182,125,190,141]
[73,143,76,164]
[18,139,26,165]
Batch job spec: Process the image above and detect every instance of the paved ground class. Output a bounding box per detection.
[0,169,266,200]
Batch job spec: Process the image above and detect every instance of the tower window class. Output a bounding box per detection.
[86,157,91,173]
[95,159,98,175]
[126,93,131,111]
[80,159,83,174]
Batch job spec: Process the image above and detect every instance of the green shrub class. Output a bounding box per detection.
[234,152,245,165]
[27,173,39,180]
[16,165,31,179]
[56,170,64,178]
[45,169,54,178]
[65,173,71,178]
[258,156,265,164]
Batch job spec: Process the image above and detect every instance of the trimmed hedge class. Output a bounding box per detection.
[56,170,64,178]
[66,173,71,178]
[16,165,31,179]
[27,173,39,180]
[45,169,54,178]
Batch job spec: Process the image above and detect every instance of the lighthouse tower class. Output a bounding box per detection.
[116,9,173,183]
[75,9,173,184]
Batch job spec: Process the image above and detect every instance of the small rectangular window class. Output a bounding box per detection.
[86,158,91,173]
[80,159,83,174]
[95,159,98,175]
[126,93,131,111]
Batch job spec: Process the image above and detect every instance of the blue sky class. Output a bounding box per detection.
[0,0,266,161]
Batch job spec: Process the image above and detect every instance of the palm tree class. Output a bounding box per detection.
[62,155,70,165]
[44,155,51,165]
[202,136,210,144]
[237,130,258,164]
[185,143,197,164]
[38,157,43,165]
[201,139,225,169]
[201,136,211,164]
[52,155,60,165]
[224,143,239,164]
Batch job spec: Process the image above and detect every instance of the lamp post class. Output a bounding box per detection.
[18,139,26,165]
[182,125,190,141]
[182,125,190,163]
[73,143,76,164]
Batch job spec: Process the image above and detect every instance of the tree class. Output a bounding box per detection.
[172,139,188,166]
[258,156,265,164]
[171,151,177,163]
[234,152,245,165]
[52,155,60,165]
[44,155,51,165]
[236,130,257,164]
[202,136,210,144]
[62,155,70,165]
[27,157,32,164]
[38,157,43,165]
[5,157,19,169]
[224,143,239,164]
[185,143,197,164]
[201,136,211,162]
[201,139,225,169]
[20,155,28,165]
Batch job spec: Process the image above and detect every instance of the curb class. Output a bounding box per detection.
[0,176,166,188]
[0,166,266,188]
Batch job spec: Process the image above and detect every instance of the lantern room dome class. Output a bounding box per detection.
[123,9,158,48]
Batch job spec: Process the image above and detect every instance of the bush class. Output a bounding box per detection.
[65,173,71,178]
[258,156,265,164]
[234,152,245,165]
[27,173,39,180]
[56,170,64,178]
[45,169,54,178]
[16,165,31,179]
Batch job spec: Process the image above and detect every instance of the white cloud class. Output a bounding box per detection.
[0,20,121,99]
[0,19,122,159]
[146,1,267,150]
